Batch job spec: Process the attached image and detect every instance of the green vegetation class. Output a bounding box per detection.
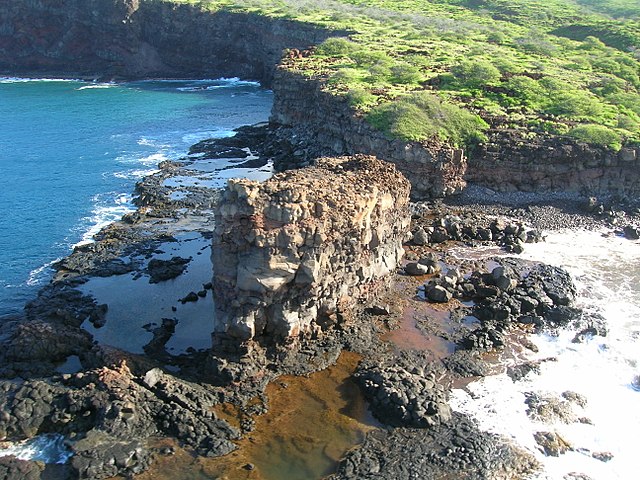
[172,0,640,149]
[569,124,623,150]
[367,92,488,146]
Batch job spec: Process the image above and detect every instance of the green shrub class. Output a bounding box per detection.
[451,60,501,89]
[540,78,606,119]
[367,91,488,147]
[390,62,423,85]
[347,87,378,108]
[568,124,622,150]
[315,37,356,57]
[327,68,361,86]
[351,49,393,67]
[486,31,506,45]
[366,63,392,84]
[504,76,545,107]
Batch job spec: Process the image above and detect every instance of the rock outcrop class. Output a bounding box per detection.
[271,68,468,199]
[212,155,410,346]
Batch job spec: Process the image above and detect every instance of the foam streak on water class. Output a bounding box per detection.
[0,434,72,464]
[450,230,640,479]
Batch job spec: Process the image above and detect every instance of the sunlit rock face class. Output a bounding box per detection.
[212,155,410,347]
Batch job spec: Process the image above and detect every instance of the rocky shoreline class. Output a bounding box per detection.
[1,123,638,479]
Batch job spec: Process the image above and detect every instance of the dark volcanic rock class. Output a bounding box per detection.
[0,363,239,478]
[507,362,541,382]
[356,365,451,428]
[147,256,191,283]
[0,456,44,480]
[442,350,491,378]
[452,258,581,353]
[354,351,451,428]
[328,412,540,479]
[71,429,151,479]
[426,284,453,303]
[404,262,430,276]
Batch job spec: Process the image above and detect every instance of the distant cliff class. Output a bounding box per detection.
[0,0,338,86]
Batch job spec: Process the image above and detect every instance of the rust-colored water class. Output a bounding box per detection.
[129,351,377,480]
[383,271,457,358]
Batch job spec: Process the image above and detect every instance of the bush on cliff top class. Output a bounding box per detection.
[568,124,623,150]
[367,92,488,147]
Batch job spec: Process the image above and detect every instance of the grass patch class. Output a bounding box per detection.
[367,91,488,147]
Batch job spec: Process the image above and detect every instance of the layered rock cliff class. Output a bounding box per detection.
[470,131,640,196]
[0,0,340,85]
[212,155,410,346]
[270,68,468,200]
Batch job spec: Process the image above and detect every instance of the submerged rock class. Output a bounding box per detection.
[147,256,191,283]
[534,431,572,457]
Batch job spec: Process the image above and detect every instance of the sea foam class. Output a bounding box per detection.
[451,229,640,480]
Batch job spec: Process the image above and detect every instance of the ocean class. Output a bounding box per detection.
[0,77,272,316]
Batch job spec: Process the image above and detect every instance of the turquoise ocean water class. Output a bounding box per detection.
[0,78,272,315]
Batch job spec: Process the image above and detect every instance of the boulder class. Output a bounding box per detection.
[426,285,452,303]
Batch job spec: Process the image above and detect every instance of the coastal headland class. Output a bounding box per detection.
[1,1,639,479]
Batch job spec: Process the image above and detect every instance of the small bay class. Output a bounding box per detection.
[0,78,272,315]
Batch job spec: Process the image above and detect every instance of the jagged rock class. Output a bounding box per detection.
[592,451,613,462]
[0,456,44,480]
[180,292,199,303]
[71,429,151,479]
[212,155,410,345]
[405,262,430,276]
[525,392,578,424]
[412,227,430,245]
[534,431,572,457]
[355,353,451,428]
[442,350,491,378]
[507,362,540,382]
[426,285,453,303]
[623,225,640,240]
[329,412,539,479]
[418,253,441,274]
[0,363,239,478]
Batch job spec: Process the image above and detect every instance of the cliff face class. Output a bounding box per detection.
[212,155,410,346]
[270,68,468,200]
[470,132,640,196]
[0,0,339,85]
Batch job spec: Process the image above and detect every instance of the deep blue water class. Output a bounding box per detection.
[0,78,272,315]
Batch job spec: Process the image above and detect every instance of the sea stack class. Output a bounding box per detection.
[212,155,411,348]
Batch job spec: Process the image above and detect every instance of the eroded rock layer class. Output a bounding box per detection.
[271,69,468,199]
[212,155,410,346]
